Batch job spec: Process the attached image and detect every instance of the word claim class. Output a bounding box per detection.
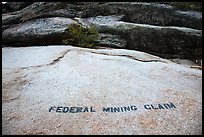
[49,102,176,113]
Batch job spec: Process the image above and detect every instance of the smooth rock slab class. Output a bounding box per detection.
[2,46,202,135]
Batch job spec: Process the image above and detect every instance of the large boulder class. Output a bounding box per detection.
[2,2,202,30]
[2,46,202,135]
[2,2,77,26]
[2,17,78,46]
[77,15,202,59]
[80,2,202,30]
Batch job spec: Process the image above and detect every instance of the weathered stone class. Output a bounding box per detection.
[95,33,127,48]
[2,2,202,29]
[77,15,202,60]
[2,46,202,135]
[2,17,78,46]
[2,2,77,26]
[80,2,202,30]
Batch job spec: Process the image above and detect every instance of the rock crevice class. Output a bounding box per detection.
[19,49,71,70]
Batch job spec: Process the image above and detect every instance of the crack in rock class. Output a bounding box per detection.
[49,49,70,65]
[6,48,167,72]
[87,51,167,63]
[3,95,21,103]
[20,49,71,70]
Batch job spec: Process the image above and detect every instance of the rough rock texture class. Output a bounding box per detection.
[79,2,202,30]
[77,15,202,59]
[2,46,202,135]
[2,2,81,26]
[2,2,202,29]
[2,17,78,46]
[2,2,202,60]
[95,33,127,48]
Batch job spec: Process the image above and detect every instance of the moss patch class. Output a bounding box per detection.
[63,24,99,48]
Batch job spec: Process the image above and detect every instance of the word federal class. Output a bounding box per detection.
[49,106,96,113]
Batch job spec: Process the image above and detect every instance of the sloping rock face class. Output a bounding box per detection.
[2,2,202,60]
[79,2,202,30]
[2,17,78,46]
[2,46,202,135]
[77,15,202,59]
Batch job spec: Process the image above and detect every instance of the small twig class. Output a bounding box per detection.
[190,66,202,70]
